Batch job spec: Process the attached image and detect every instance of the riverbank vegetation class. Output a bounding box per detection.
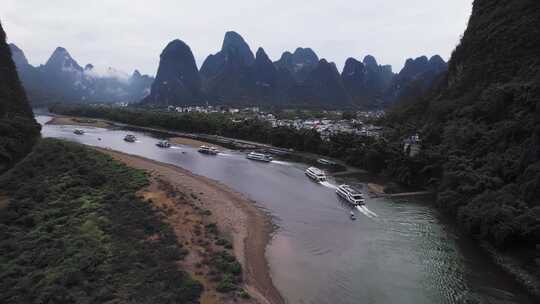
[50,104,426,185]
[0,139,203,303]
[0,22,41,174]
[385,0,540,273]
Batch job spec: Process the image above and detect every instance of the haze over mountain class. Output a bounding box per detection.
[9,43,154,105]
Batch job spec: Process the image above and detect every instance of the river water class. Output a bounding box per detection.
[38,116,536,304]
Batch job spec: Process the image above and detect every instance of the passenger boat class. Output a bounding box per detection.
[317,158,336,166]
[350,211,356,220]
[73,129,85,135]
[336,184,365,206]
[246,152,272,162]
[156,140,171,148]
[198,145,218,155]
[305,167,327,182]
[124,134,137,142]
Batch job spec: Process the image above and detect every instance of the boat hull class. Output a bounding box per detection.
[198,150,217,155]
[336,189,365,206]
[247,156,271,162]
[305,171,326,182]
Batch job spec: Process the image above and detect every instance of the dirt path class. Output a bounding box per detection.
[94,147,284,304]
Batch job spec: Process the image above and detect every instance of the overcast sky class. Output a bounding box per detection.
[2,0,472,76]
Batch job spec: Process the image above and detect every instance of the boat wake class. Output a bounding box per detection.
[320,181,337,189]
[218,153,235,157]
[356,205,378,218]
[170,146,182,150]
[272,160,292,166]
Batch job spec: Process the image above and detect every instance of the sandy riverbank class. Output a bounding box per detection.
[170,137,226,150]
[94,147,284,304]
[46,116,113,128]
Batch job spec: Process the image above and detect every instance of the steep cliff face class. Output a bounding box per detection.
[388,0,540,249]
[252,48,278,102]
[341,56,395,108]
[142,39,203,106]
[386,55,447,104]
[200,31,256,104]
[274,48,319,82]
[0,21,41,173]
[288,59,350,107]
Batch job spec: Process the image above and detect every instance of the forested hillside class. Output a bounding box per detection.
[0,21,40,173]
[1,21,207,303]
[386,0,540,248]
[0,139,202,303]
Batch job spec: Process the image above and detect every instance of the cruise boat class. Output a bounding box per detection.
[305,167,327,182]
[124,134,137,142]
[336,184,365,206]
[73,129,85,135]
[317,158,336,166]
[246,152,272,162]
[198,145,218,155]
[156,140,171,148]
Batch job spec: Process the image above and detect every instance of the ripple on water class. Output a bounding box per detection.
[39,118,538,304]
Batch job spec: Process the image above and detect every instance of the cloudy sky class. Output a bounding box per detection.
[2,0,472,76]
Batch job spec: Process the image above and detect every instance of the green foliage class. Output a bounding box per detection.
[0,21,41,174]
[49,104,407,177]
[0,139,202,303]
[384,0,540,248]
[209,250,242,293]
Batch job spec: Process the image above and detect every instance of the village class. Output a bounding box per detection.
[166,105,386,140]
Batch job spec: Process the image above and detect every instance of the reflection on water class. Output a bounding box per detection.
[39,116,535,304]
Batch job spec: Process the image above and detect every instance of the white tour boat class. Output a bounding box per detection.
[305,167,327,182]
[317,158,336,166]
[198,146,218,155]
[336,184,365,206]
[124,134,137,142]
[246,152,272,162]
[156,140,171,148]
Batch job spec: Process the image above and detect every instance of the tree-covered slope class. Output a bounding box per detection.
[387,0,540,248]
[0,21,40,173]
[0,139,202,303]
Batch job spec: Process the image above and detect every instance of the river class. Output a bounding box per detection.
[38,115,536,304]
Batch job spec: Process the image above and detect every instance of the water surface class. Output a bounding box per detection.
[40,117,535,304]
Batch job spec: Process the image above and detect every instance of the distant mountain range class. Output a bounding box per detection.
[144,31,447,109]
[11,32,447,109]
[9,44,154,105]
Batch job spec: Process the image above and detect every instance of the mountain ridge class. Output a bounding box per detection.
[146,32,446,108]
